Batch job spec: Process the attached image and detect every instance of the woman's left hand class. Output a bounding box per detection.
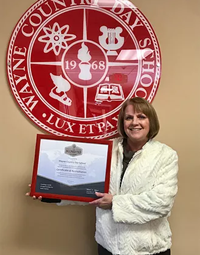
[89,192,113,209]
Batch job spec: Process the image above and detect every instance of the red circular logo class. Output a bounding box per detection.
[7,0,161,139]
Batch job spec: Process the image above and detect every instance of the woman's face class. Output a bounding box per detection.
[123,104,150,145]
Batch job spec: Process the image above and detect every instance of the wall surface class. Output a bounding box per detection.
[0,0,200,255]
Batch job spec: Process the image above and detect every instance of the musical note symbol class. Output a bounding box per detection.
[99,26,124,56]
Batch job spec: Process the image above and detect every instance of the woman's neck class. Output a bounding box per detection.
[126,138,148,152]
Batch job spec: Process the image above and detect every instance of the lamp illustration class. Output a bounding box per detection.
[78,42,92,80]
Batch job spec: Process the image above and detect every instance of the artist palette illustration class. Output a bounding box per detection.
[7,0,161,138]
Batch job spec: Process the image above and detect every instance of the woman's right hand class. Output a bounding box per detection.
[26,184,42,200]
[26,184,61,203]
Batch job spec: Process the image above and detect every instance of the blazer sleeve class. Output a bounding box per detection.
[112,150,178,224]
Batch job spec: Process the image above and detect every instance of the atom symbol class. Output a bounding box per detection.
[38,22,76,56]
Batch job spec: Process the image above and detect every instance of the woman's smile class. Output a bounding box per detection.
[124,104,150,148]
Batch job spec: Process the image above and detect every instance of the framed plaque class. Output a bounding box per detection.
[30,134,112,202]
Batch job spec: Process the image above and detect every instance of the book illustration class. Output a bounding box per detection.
[95,83,124,102]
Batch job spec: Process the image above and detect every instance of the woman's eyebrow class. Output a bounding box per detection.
[136,112,146,115]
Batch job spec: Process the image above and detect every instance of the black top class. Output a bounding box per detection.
[120,139,135,187]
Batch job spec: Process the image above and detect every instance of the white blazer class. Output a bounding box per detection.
[95,138,178,255]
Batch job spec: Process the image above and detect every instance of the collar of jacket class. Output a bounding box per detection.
[116,137,153,156]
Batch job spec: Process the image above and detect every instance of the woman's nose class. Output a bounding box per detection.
[132,117,139,125]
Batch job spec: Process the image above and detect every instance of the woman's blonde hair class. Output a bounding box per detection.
[118,97,160,139]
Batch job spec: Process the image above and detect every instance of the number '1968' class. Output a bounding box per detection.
[65,60,106,70]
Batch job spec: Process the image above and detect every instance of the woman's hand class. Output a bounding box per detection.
[26,184,42,200]
[89,192,113,210]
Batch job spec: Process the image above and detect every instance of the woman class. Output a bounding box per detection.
[89,97,178,255]
[27,97,178,255]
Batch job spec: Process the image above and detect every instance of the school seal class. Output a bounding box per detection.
[7,0,161,138]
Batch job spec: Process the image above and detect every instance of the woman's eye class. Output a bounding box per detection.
[125,116,132,120]
[138,115,146,119]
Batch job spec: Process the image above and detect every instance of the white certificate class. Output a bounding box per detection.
[31,134,112,202]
